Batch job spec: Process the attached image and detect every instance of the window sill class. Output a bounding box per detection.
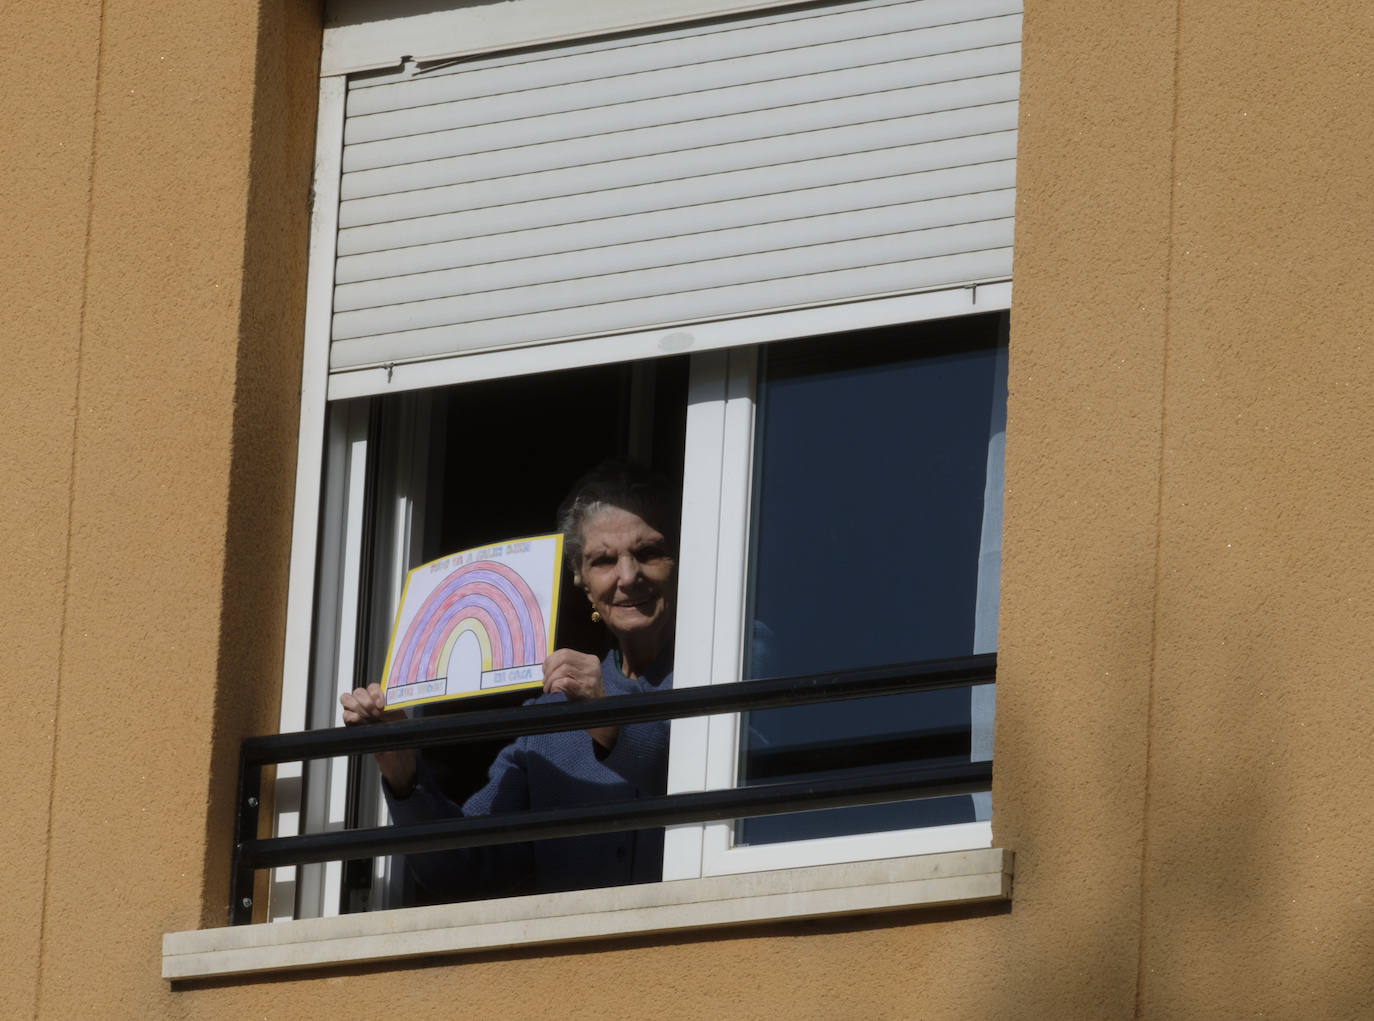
[164,847,1011,980]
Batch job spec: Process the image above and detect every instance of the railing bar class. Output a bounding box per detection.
[239,761,992,869]
[243,654,996,765]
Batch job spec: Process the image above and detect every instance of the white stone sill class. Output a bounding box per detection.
[164,848,1011,980]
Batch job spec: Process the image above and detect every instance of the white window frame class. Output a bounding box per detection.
[277,303,1008,919]
[270,0,1012,923]
[270,73,346,922]
[662,322,1001,882]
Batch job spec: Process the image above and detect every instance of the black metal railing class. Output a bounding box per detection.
[230,653,995,924]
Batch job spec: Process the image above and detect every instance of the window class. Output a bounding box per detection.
[269,0,1020,923]
[279,359,688,916]
[665,314,1006,880]
[281,312,1004,916]
[740,319,1004,842]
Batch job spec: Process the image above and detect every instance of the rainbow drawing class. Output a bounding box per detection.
[381,533,563,708]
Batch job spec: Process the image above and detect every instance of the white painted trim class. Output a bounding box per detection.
[278,74,347,737]
[694,328,999,878]
[318,414,372,918]
[326,281,1012,400]
[324,0,835,76]
[662,351,730,881]
[285,403,373,920]
[269,76,348,921]
[703,821,992,875]
[165,848,1011,979]
[699,348,759,871]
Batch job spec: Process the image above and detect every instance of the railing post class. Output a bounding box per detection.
[229,749,262,925]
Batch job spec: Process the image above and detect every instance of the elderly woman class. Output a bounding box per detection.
[341,462,677,900]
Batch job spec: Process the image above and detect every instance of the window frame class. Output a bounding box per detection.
[276,302,1009,918]
[663,327,1003,882]
[270,73,347,922]
[270,2,1014,923]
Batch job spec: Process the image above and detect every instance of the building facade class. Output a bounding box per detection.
[5,0,1374,1017]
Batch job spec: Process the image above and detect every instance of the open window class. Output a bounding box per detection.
[286,358,688,915]
[284,313,1003,917]
[270,0,1020,922]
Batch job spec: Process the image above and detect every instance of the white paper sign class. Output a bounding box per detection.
[380,533,564,709]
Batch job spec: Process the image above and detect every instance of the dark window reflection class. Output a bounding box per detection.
[739,314,1005,844]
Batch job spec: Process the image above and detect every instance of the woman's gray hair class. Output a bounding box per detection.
[556,461,680,581]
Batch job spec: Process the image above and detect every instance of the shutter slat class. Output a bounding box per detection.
[339,143,1014,272]
[330,248,1013,370]
[339,103,1017,208]
[336,166,1015,295]
[336,159,1015,285]
[346,2,1021,115]
[345,20,1022,143]
[333,218,1013,340]
[335,191,1014,312]
[341,70,1019,174]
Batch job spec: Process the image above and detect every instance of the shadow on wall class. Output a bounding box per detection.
[971,555,1374,1019]
[1129,591,1374,1019]
[196,0,321,926]
[326,0,508,28]
[969,591,1152,1019]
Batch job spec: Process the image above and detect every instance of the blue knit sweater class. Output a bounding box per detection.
[384,651,673,901]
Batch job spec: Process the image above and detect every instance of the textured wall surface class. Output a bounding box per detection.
[4,0,319,1017]
[988,0,1180,1014]
[10,0,1374,1017]
[1140,2,1374,1016]
[0,4,104,1019]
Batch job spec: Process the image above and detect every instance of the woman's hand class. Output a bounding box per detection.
[542,648,617,750]
[340,683,418,797]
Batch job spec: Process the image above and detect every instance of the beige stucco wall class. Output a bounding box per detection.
[1,4,104,1018]
[1141,3,1374,1014]
[2,0,319,1016]
[7,0,1374,1018]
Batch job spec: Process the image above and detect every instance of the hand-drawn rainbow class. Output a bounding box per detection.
[390,560,547,692]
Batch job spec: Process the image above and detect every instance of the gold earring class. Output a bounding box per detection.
[590,610,602,623]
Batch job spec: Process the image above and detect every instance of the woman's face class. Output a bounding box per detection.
[579,505,677,653]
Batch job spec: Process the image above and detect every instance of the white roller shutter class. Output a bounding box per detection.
[329,0,1020,387]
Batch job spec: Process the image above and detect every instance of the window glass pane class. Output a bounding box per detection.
[739,314,1005,844]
